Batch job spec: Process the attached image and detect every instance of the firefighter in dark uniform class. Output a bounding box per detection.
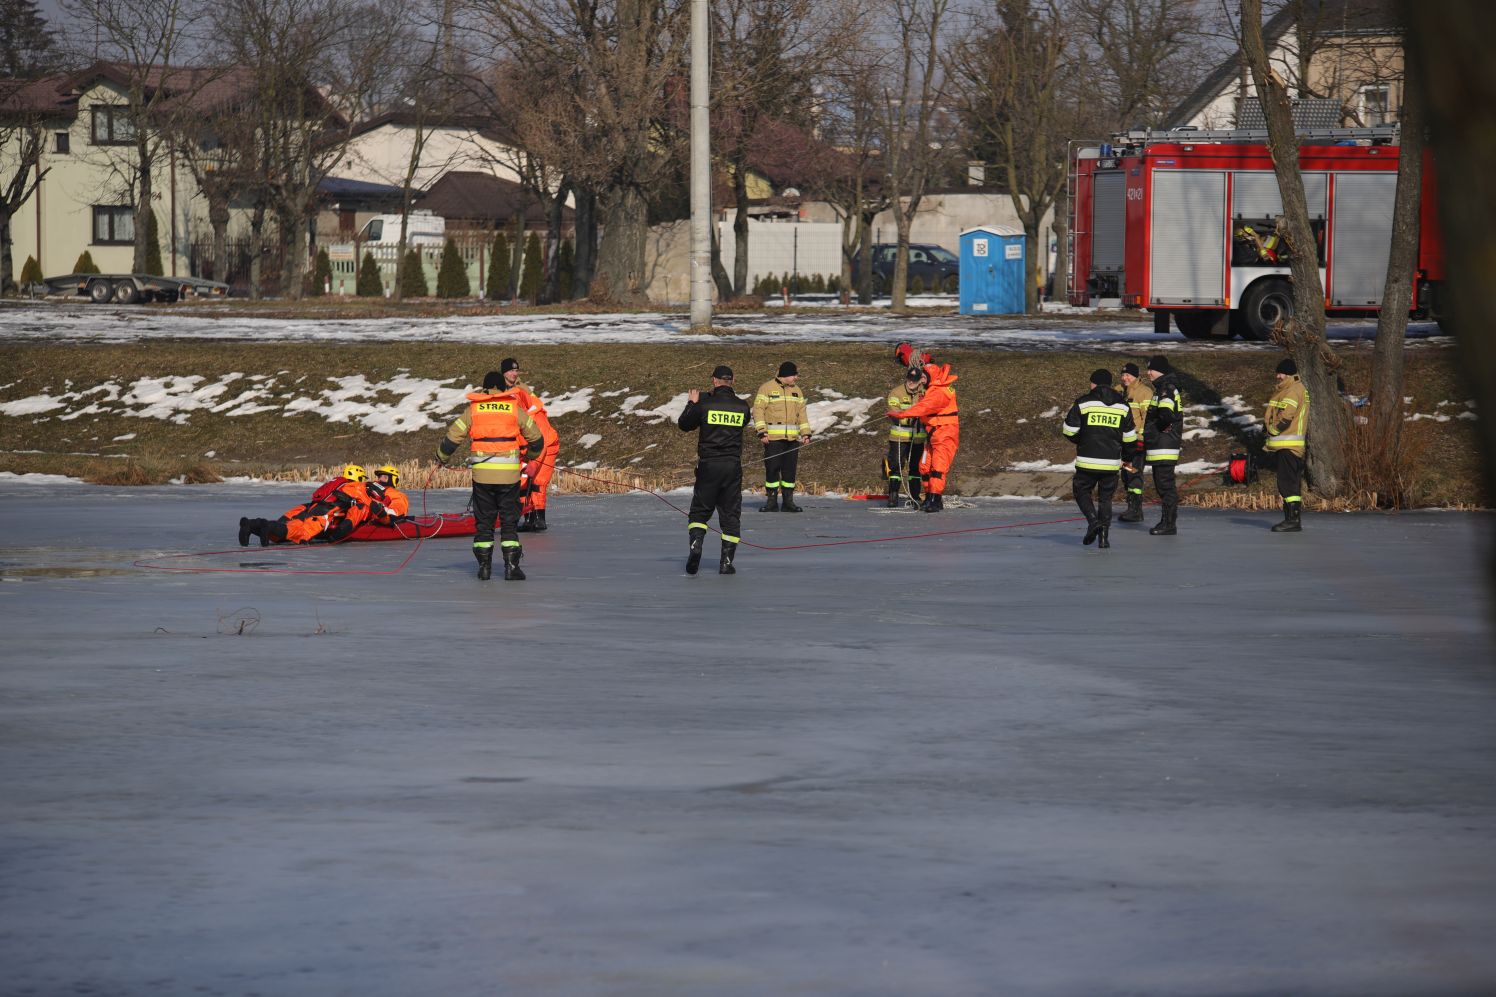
[438,370,544,580]
[1117,362,1152,523]
[1143,354,1183,535]
[1062,369,1137,549]
[677,365,753,575]
[1264,357,1309,532]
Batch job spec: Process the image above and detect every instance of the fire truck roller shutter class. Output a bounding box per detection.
[1330,172,1398,307]
[1231,171,1328,220]
[1150,170,1227,307]
[1092,172,1126,274]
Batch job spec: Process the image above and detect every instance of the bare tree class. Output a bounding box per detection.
[466,0,688,304]
[1403,0,1496,617]
[949,0,1078,313]
[1073,0,1211,131]
[710,0,836,297]
[1368,33,1422,448]
[216,0,394,298]
[1241,0,1348,495]
[0,82,54,292]
[59,0,209,273]
[808,53,888,304]
[874,0,952,310]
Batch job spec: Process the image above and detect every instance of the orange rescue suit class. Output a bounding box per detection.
[280,480,371,543]
[887,363,959,496]
[510,384,561,512]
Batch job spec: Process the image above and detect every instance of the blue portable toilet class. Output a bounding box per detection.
[959,225,1025,315]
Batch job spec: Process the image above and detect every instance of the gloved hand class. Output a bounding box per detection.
[369,502,386,519]
[522,460,539,479]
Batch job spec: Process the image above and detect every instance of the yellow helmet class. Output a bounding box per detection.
[375,464,400,487]
[342,463,368,482]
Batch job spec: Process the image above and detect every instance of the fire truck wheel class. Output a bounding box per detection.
[1174,311,1229,339]
[1239,279,1292,341]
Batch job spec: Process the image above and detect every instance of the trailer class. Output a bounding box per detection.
[33,272,230,305]
[1067,126,1446,339]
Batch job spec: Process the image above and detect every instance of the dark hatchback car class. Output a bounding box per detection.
[851,243,960,294]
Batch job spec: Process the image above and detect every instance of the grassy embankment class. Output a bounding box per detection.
[0,339,1482,509]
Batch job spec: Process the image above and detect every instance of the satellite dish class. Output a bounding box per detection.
[782,187,801,198]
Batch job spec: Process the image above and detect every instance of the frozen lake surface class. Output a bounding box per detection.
[3,481,1494,995]
[0,299,1450,352]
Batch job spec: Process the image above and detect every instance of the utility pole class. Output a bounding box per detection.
[689,0,712,330]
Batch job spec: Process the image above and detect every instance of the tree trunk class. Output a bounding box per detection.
[573,188,596,299]
[0,208,14,295]
[248,206,266,301]
[1241,0,1347,496]
[1404,0,1496,616]
[595,183,649,304]
[732,167,750,297]
[134,139,153,275]
[543,179,571,305]
[1369,55,1425,444]
[856,211,874,304]
[709,216,734,301]
[209,200,230,283]
[838,209,856,305]
[1022,215,1043,313]
[1053,178,1070,307]
[891,211,912,310]
[507,215,524,300]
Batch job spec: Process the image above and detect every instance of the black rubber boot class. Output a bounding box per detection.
[502,546,526,580]
[475,547,493,581]
[1119,494,1144,523]
[1149,509,1177,536]
[532,510,547,532]
[909,478,923,505]
[780,489,802,513]
[260,520,287,546]
[238,517,255,547]
[1271,502,1302,533]
[516,511,535,533]
[719,541,737,575]
[686,528,706,575]
[887,479,901,508]
[921,494,943,513]
[759,489,779,512]
[1097,522,1111,549]
[1083,517,1100,545]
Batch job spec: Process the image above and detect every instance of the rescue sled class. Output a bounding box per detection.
[343,513,477,542]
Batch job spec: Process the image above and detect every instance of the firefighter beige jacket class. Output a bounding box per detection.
[752,378,811,441]
[1264,375,1308,457]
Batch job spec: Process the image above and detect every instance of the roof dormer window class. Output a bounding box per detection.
[90,106,136,145]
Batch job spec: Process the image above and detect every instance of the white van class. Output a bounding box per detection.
[358,210,446,247]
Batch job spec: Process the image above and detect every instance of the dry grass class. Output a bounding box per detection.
[3,340,1481,508]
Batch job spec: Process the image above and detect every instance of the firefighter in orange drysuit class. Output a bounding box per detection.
[886,362,959,512]
[365,464,410,526]
[239,464,373,546]
[499,358,560,532]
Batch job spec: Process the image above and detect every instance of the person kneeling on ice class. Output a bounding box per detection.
[886,362,959,512]
[1061,369,1136,549]
[365,464,410,527]
[239,464,373,546]
[438,371,545,581]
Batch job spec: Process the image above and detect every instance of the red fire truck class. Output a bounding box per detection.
[1067,126,1446,339]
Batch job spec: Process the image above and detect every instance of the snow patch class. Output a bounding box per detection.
[544,387,594,418]
[577,433,603,449]
[1007,460,1071,473]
